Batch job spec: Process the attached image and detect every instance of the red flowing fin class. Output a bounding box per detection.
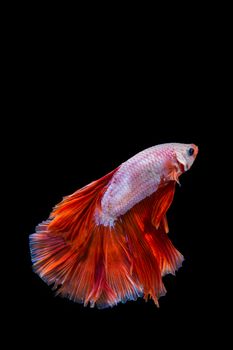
[123,185,184,279]
[122,210,166,304]
[48,168,119,240]
[29,168,122,308]
[30,170,183,308]
[151,181,176,230]
[144,227,184,277]
[30,167,144,308]
[162,215,169,234]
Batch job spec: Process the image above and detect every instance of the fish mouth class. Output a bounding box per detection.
[194,145,199,157]
[191,144,199,157]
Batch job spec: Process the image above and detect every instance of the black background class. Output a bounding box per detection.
[6,7,227,347]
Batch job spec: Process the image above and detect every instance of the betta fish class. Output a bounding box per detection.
[29,143,198,308]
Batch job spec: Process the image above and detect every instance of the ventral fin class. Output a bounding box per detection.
[151,182,176,230]
[162,215,169,234]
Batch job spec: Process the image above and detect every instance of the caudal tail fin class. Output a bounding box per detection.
[29,174,183,308]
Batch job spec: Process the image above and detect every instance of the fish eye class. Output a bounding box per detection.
[188,147,194,156]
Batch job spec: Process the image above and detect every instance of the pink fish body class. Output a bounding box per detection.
[96,143,197,226]
[30,143,198,308]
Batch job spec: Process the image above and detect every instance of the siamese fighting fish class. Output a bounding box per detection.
[29,143,198,308]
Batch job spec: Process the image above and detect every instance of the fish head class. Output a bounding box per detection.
[174,143,199,172]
